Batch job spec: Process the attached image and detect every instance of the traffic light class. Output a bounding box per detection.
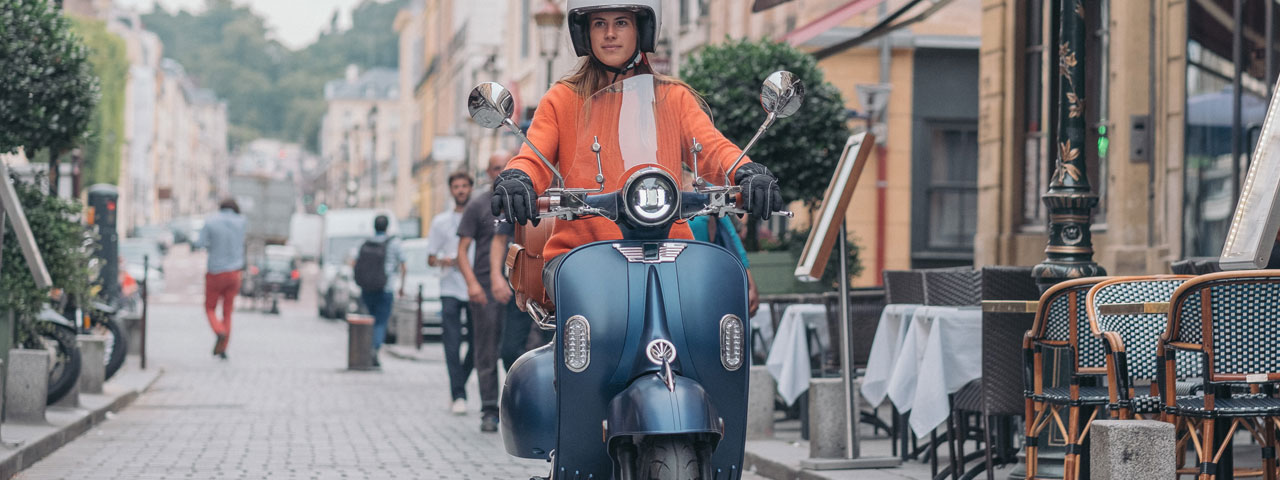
[317,203,328,215]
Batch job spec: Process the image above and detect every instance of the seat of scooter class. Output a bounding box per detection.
[541,253,567,311]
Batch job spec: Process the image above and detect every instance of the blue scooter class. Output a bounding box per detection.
[468,70,804,480]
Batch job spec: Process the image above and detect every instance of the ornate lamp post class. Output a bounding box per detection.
[1032,0,1105,290]
[367,105,378,208]
[534,1,565,91]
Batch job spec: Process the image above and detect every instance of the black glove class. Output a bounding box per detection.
[733,163,783,220]
[491,169,539,226]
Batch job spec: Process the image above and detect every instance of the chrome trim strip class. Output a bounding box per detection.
[612,242,687,263]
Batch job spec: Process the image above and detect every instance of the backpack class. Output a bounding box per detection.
[354,237,390,292]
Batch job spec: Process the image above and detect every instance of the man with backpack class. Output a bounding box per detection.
[354,214,406,367]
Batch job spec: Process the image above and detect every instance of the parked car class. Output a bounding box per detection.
[242,245,301,301]
[169,216,204,248]
[118,238,165,294]
[390,238,443,343]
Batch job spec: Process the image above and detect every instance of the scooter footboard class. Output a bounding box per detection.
[604,374,722,445]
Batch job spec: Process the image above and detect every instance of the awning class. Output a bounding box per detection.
[808,0,958,60]
[783,0,885,47]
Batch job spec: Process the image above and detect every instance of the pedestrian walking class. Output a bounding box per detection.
[354,214,407,368]
[427,170,476,415]
[197,198,247,360]
[456,152,510,433]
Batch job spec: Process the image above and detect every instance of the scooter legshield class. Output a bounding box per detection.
[500,343,557,459]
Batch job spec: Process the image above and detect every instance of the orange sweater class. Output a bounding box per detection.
[507,80,751,259]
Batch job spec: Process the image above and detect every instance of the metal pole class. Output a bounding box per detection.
[416,284,424,350]
[1232,0,1243,209]
[141,255,148,370]
[838,221,857,459]
[1032,0,1106,291]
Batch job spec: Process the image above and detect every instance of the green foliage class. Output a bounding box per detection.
[785,228,863,291]
[681,38,851,206]
[70,15,128,185]
[0,0,100,154]
[142,0,405,149]
[0,175,97,326]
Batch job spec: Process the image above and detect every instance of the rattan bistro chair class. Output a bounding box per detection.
[1162,271,1280,480]
[1084,275,1195,420]
[1022,277,1109,480]
[948,266,1041,480]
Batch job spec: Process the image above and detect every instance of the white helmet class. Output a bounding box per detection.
[566,0,661,58]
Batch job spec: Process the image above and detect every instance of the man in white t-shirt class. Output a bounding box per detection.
[427,171,475,415]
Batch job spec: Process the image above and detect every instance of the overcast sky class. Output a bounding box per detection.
[114,0,376,50]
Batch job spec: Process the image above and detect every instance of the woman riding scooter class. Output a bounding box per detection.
[492,0,785,244]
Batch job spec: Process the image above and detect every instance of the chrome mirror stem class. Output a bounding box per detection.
[725,111,777,185]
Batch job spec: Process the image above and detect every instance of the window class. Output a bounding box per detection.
[926,124,980,251]
[1183,0,1279,257]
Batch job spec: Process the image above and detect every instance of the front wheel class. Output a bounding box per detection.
[635,436,707,480]
[26,321,82,405]
[89,316,128,380]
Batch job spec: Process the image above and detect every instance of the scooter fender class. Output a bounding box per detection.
[499,343,557,459]
[605,374,722,448]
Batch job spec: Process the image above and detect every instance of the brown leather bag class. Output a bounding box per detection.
[505,218,556,313]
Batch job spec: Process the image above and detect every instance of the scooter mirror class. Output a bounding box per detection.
[760,71,804,119]
[468,82,514,129]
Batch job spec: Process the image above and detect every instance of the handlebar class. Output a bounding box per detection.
[531,189,792,221]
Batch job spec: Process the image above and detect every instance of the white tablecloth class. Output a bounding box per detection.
[860,304,922,406]
[862,305,983,439]
[765,304,830,406]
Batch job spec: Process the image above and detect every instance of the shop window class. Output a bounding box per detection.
[926,123,979,251]
[1183,0,1279,257]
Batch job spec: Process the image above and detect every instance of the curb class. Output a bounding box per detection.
[744,440,836,480]
[0,363,163,479]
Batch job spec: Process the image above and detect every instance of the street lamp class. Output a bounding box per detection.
[534,0,565,91]
[367,106,378,208]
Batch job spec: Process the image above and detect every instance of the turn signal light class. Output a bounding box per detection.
[291,269,300,280]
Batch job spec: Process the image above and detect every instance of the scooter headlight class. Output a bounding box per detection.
[564,315,591,372]
[720,314,745,371]
[622,168,679,228]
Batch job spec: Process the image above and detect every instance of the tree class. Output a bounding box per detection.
[70,15,129,186]
[682,38,852,249]
[0,0,99,156]
[0,175,95,326]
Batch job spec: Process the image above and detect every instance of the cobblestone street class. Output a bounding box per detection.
[15,247,549,479]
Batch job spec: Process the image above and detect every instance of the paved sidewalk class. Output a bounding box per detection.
[15,298,547,479]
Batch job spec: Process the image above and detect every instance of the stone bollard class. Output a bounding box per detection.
[347,314,374,371]
[6,350,49,423]
[77,335,108,394]
[808,377,848,458]
[747,365,776,439]
[1090,420,1175,480]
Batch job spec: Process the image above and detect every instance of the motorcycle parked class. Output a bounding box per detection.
[468,70,803,479]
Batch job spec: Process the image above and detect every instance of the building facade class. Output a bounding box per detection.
[320,66,401,214]
[975,0,1266,274]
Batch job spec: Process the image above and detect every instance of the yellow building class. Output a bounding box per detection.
[706,0,983,286]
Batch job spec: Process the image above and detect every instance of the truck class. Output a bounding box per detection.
[229,175,297,312]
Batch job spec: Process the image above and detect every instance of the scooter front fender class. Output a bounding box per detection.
[605,374,722,448]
